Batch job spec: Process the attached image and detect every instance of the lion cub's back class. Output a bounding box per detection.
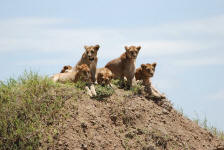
[105,58,123,76]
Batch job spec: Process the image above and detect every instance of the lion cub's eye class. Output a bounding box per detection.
[91,50,94,54]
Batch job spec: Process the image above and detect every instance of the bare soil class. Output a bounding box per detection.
[46,88,224,150]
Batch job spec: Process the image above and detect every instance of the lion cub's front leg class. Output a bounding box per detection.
[91,68,97,84]
[143,78,152,94]
[144,79,165,98]
[85,84,97,97]
[90,84,97,96]
[85,86,93,97]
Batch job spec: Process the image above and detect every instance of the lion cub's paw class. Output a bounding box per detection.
[90,84,97,96]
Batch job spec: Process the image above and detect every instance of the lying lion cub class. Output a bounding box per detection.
[51,64,96,97]
[96,67,114,86]
[73,44,100,83]
[60,65,73,73]
[135,63,164,98]
[105,46,141,88]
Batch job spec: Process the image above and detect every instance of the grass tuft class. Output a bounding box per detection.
[93,84,115,100]
[193,117,224,141]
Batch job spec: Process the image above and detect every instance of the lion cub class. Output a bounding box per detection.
[135,63,164,98]
[73,44,100,83]
[105,46,141,88]
[60,65,73,73]
[52,64,91,83]
[135,63,157,87]
[51,64,96,97]
[96,67,114,86]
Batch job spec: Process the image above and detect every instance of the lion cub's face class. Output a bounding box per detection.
[84,44,100,61]
[125,46,141,59]
[97,68,113,86]
[76,64,91,82]
[60,65,73,73]
[141,63,157,77]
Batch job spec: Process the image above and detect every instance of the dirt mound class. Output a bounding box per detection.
[47,88,223,150]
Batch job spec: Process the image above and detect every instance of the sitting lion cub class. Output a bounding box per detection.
[135,63,164,98]
[73,44,100,83]
[51,64,96,97]
[105,46,141,88]
[96,67,114,86]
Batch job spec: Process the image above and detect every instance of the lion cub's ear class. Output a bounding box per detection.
[94,44,100,51]
[141,64,146,69]
[77,65,83,71]
[125,46,129,51]
[136,46,141,51]
[152,62,157,69]
[63,66,69,70]
[84,45,88,50]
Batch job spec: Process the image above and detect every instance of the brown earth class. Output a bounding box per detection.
[44,87,224,150]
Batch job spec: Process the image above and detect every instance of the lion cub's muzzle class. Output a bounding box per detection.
[101,78,110,85]
[88,56,95,61]
[131,52,138,59]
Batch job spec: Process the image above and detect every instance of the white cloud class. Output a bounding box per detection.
[131,40,205,56]
[173,57,224,66]
[0,15,224,65]
[17,58,72,66]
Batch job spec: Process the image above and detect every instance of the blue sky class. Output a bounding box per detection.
[0,0,224,130]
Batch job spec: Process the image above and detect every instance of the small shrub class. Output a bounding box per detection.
[93,84,114,100]
[111,79,125,89]
[74,81,88,90]
[130,83,143,95]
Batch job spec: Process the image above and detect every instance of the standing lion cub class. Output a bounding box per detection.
[105,46,141,88]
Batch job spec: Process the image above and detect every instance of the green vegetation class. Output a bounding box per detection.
[0,71,77,150]
[176,106,224,141]
[193,117,224,141]
[130,82,143,95]
[111,79,143,94]
[94,84,114,100]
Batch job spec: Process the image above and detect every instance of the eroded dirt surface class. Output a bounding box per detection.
[48,89,224,150]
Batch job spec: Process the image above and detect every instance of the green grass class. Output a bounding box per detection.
[0,71,77,150]
[176,106,224,141]
[193,117,224,141]
[93,84,115,100]
[111,79,143,94]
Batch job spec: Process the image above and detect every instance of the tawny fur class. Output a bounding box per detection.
[51,64,91,83]
[51,64,96,97]
[60,65,73,73]
[135,63,164,98]
[73,45,100,83]
[105,45,141,88]
[96,67,114,86]
[135,63,157,87]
